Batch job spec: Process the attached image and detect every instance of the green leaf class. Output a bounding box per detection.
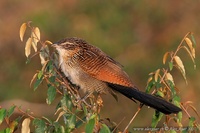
[46,85,56,105]
[190,34,196,47]
[156,90,164,98]
[0,108,6,124]
[145,80,155,93]
[169,62,173,71]
[85,117,95,133]
[61,94,73,111]
[37,70,43,79]
[7,105,16,117]
[68,114,76,129]
[47,61,54,73]
[33,118,46,133]
[151,111,163,128]
[53,122,65,133]
[49,76,56,83]
[167,80,176,96]
[100,124,111,133]
[33,77,43,91]
[189,117,195,127]
[0,128,11,133]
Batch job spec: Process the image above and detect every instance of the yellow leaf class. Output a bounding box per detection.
[147,76,153,85]
[182,46,196,69]
[21,118,31,133]
[19,23,27,42]
[32,27,40,40]
[163,52,170,64]
[174,56,185,74]
[191,47,195,58]
[174,56,187,84]
[45,40,53,45]
[185,37,195,58]
[25,38,32,57]
[154,69,160,82]
[31,27,40,52]
[165,72,174,85]
[39,52,46,65]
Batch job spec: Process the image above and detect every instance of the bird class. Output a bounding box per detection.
[52,37,181,114]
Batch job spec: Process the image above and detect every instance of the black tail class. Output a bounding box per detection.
[107,83,181,114]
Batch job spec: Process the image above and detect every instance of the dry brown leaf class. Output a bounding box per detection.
[165,72,174,85]
[25,38,32,57]
[56,111,65,122]
[30,73,38,88]
[21,118,31,133]
[163,52,170,64]
[154,69,160,82]
[19,23,27,42]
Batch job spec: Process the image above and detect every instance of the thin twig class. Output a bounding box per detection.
[123,104,143,133]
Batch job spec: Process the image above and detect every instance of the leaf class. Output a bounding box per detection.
[33,27,40,40]
[0,108,6,124]
[100,124,111,133]
[61,94,73,111]
[7,105,16,117]
[30,73,38,88]
[45,40,53,45]
[189,117,195,127]
[185,37,193,50]
[85,117,95,133]
[33,118,46,133]
[9,120,18,133]
[33,77,43,91]
[37,71,43,79]
[19,23,27,42]
[68,114,76,129]
[39,45,50,65]
[21,118,31,133]
[46,85,56,105]
[185,37,195,58]
[156,90,164,98]
[163,52,170,64]
[25,38,32,57]
[174,56,187,83]
[168,62,173,71]
[190,34,196,47]
[165,72,174,85]
[55,111,65,122]
[31,27,40,52]
[181,46,196,69]
[0,128,11,133]
[154,69,160,82]
[151,111,163,128]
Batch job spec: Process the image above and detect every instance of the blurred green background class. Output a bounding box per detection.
[0,0,200,131]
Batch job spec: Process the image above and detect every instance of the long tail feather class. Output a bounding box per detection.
[107,83,181,114]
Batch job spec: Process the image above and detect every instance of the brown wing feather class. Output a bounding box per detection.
[76,43,134,87]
